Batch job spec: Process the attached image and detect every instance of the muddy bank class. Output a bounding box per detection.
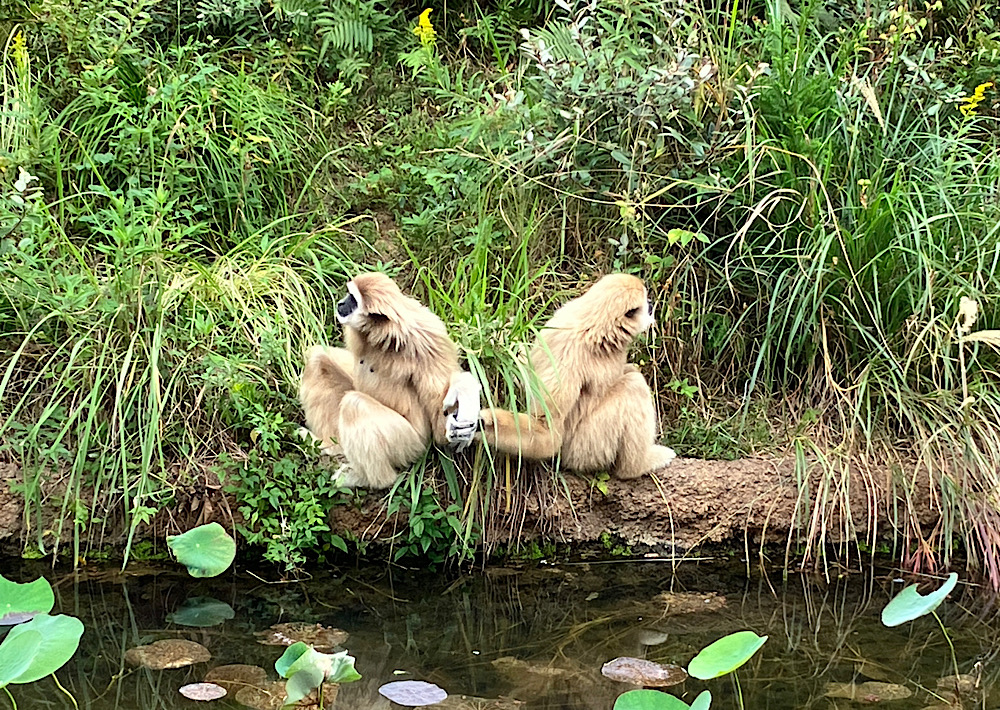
[0,456,933,557]
[331,456,934,554]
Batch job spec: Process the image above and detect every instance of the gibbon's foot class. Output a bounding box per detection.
[296,426,342,457]
[445,411,478,452]
[442,371,482,453]
[646,445,677,474]
[331,463,364,489]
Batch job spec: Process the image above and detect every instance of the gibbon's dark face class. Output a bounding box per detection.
[337,292,358,320]
[336,280,369,327]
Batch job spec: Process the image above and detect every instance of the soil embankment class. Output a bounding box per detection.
[0,457,932,556]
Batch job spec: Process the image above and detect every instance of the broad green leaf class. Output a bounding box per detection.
[881,573,958,627]
[167,523,236,577]
[689,690,712,710]
[275,642,310,678]
[166,597,235,627]
[0,629,42,688]
[285,666,324,705]
[613,689,691,710]
[688,631,768,680]
[3,614,84,683]
[0,575,54,625]
[326,650,361,684]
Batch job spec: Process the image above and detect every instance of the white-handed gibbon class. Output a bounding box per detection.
[479,273,676,479]
[299,272,481,489]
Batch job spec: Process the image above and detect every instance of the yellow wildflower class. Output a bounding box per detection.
[413,8,435,48]
[959,81,993,117]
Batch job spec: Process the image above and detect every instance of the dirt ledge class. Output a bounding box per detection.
[0,457,934,556]
[331,456,935,553]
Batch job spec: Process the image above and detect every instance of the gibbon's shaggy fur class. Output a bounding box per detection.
[479,273,676,479]
[299,273,480,489]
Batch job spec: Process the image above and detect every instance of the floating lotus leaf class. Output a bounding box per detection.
[0,629,42,688]
[689,691,712,710]
[687,631,768,680]
[379,680,448,706]
[881,573,958,627]
[204,664,268,694]
[0,614,85,684]
[613,689,692,710]
[167,597,235,627]
[179,682,227,700]
[602,658,687,687]
[0,575,54,625]
[256,622,348,652]
[125,639,211,669]
[167,523,236,578]
[824,681,913,702]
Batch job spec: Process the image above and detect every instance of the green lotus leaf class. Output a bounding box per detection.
[2,614,84,684]
[689,690,712,710]
[0,629,42,688]
[688,631,768,680]
[882,573,958,627]
[166,523,236,578]
[166,597,235,627]
[0,575,54,625]
[613,689,692,710]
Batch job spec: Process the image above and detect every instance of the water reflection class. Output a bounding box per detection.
[3,560,997,709]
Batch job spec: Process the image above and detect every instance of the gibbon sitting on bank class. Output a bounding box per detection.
[479,273,676,479]
[299,273,481,489]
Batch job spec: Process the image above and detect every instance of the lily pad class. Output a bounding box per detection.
[379,680,448,706]
[167,523,236,578]
[687,631,767,680]
[179,682,227,700]
[881,573,958,627]
[256,622,348,652]
[0,629,42,688]
[824,681,913,702]
[0,614,85,684]
[602,658,687,687]
[125,639,211,670]
[168,597,235,627]
[204,664,268,693]
[0,575,54,625]
[613,689,692,710]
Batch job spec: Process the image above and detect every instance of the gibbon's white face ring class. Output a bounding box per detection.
[336,281,368,328]
[637,297,655,332]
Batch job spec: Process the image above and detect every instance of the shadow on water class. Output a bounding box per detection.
[2,559,999,709]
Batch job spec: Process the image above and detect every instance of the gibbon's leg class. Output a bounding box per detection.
[479,408,563,461]
[300,346,356,455]
[337,391,427,489]
[561,370,675,479]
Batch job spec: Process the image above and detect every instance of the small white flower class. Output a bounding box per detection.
[13,166,37,193]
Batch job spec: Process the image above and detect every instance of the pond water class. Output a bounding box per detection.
[1,558,997,709]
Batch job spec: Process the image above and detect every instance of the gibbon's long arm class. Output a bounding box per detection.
[479,376,580,460]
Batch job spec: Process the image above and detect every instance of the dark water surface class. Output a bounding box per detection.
[2,558,998,709]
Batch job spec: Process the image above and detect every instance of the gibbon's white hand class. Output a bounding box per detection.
[443,372,481,452]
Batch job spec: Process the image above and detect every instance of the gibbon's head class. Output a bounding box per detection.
[336,272,451,356]
[550,273,655,352]
[336,272,403,329]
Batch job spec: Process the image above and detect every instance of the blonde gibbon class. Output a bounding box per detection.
[479,273,676,479]
[299,272,480,489]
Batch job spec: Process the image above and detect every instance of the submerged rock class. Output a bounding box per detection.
[601,657,687,687]
[204,664,268,694]
[824,681,913,703]
[124,639,211,670]
[255,622,348,652]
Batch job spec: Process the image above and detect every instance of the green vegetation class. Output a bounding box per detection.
[0,0,998,581]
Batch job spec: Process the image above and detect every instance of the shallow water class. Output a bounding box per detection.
[2,558,998,709]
